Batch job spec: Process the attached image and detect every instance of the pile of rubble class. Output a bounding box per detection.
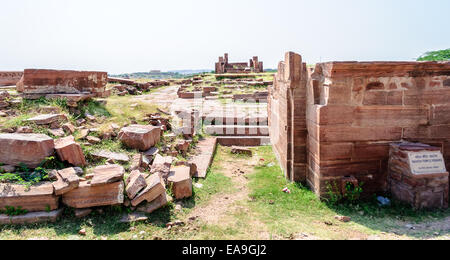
[108,77,170,96]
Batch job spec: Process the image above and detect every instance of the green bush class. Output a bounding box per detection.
[417,49,450,61]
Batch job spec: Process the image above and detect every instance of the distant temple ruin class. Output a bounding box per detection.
[215,53,264,74]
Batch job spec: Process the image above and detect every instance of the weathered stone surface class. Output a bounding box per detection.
[26,114,65,125]
[62,123,75,134]
[137,193,171,214]
[126,170,147,200]
[86,136,101,144]
[191,137,217,178]
[0,133,54,168]
[54,136,87,167]
[0,209,63,225]
[91,150,129,163]
[0,182,59,212]
[168,166,192,200]
[48,128,65,137]
[118,125,161,151]
[16,69,107,98]
[131,174,166,207]
[130,153,143,171]
[90,164,125,187]
[62,181,124,208]
[53,167,80,196]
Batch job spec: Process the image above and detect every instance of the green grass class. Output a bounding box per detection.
[246,146,450,239]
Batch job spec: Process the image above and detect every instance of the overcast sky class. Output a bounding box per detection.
[0,0,448,74]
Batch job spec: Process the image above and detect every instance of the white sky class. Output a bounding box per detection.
[0,0,449,73]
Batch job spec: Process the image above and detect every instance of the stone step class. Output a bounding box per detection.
[217,136,271,146]
[202,116,268,126]
[205,125,269,136]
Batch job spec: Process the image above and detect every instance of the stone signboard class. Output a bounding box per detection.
[408,151,447,175]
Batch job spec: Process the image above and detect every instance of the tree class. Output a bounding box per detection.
[417,49,450,61]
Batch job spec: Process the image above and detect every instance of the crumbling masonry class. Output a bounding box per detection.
[268,52,450,204]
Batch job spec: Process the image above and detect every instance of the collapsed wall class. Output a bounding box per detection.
[16,69,108,98]
[269,52,450,197]
[0,71,23,86]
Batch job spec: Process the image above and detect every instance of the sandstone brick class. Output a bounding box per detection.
[126,170,147,200]
[0,209,63,225]
[0,182,59,212]
[137,193,171,214]
[0,133,54,168]
[54,136,87,167]
[168,166,192,200]
[131,174,166,207]
[90,164,125,187]
[62,181,124,209]
[118,125,161,151]
[26,114,65,125]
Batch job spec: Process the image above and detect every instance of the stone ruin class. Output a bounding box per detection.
[268,52,450,208]
[0,71,23,87]
[215,53,264,74]
[16,69,109,106]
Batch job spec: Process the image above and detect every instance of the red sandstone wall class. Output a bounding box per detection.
[0,71,23,86]
[306,61,450,196]
[268,52,307,181]
[16,69,107,97]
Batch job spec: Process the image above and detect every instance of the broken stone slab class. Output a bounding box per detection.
[131,174,166,207]
[118,125,161,151]
[152,154,173,166]
[143,147,159,159]
[90,164,125,187]
[119,212,148,223]
[74,208,92,218]
[126,170,147,200]
[62,181,124,209]
[168,166,192,200]
[137,193,172,214]
[53,168,80,196]
[26,114,66,125]
[62,123,75,134]
[0,133,55,168]
[91,150,130,163]
[0,209,63,225]
[86,136,101,144]
[0,182,59,212]
[231,146,253,156]
[48,128,65,137]
[54,136,87,167]
[175,161,198,177]
[191,137,217,178]
[130,153,143,171]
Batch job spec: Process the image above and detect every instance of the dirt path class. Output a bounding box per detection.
[188,154,258,225]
